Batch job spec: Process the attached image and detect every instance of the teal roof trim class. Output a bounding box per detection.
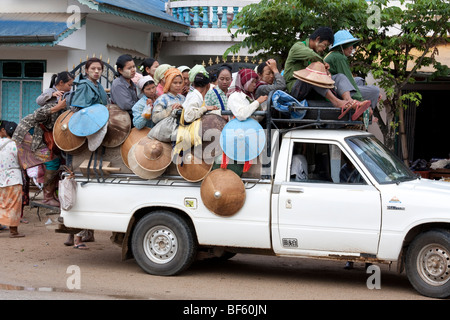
[0,18,86,47]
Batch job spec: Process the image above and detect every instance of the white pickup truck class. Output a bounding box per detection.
[60,123,450,299]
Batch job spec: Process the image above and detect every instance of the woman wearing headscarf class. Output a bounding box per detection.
[227,69,268,121]
[151,67,186,125]
[153,64,175,98]
[147,68,186,143]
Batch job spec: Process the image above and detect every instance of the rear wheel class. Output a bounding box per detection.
[405,229,450,298]
[131,211,197,276]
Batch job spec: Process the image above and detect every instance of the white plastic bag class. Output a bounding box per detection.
[58,174,77,210]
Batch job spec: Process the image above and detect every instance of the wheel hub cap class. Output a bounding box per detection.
[144,226,178,264]
[418,244,450,286]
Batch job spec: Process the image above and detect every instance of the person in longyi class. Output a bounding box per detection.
[0,120,25,238]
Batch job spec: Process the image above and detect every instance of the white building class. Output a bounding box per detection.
[0,0,189,123]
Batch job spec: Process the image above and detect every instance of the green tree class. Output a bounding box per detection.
[226,0,371,66]
[226,0,450,159]
[362,0,449,162]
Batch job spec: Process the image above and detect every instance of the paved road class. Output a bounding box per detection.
[0,208,434,303]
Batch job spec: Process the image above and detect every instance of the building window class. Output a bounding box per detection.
[0,60,46,79]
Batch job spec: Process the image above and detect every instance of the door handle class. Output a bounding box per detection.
[286,187,304,193]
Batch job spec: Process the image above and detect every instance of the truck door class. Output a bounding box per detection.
[276,141,381,255]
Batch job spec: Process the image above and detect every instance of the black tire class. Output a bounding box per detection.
[131,211,197,276]
[405,229,450,298]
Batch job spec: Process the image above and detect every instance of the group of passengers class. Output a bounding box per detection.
[0,26,380,242]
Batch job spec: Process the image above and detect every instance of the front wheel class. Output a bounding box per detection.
[405,229,450,298]
[131,211,197,276]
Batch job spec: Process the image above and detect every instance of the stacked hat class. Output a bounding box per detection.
[201,114,227,162]
[120,127,151,169]
[293,62,335,89]
[53,110,86,154]
[128,144,165,180]
[101,104,131,148]
[175,150,213,182]
[135,137,172,171]
[68,103,110,151]
[68,104,109,137]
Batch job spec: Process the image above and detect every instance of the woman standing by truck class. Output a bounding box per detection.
[0,120,24,238]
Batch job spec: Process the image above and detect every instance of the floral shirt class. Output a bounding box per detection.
[0,138,22,187]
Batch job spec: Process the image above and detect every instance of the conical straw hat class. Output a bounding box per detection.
[134,137,172,172]
[175,151,213,182]
[68,103,109,137]
[120,127,151,169]
[200,168,246,217]
[102,104,131,148]
[128,144,165,180]
[293,62,335,89]
[53,110,86,152]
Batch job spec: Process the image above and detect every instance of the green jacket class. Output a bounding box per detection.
[284,40,324,92]
[70,76,108,108]
[324,51,362,101]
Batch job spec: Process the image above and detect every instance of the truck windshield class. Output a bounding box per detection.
[346,136,417,184]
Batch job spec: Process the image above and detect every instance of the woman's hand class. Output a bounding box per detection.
[171,103,182,110]
[206,105,219,111]
[256,95,268,104]
[52,91,64,99]
[52,98,67,113]
[266,59,279,73]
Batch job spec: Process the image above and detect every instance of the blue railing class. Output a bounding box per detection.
[166,1,259,29]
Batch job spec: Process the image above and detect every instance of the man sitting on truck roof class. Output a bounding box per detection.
[283,27,370,115]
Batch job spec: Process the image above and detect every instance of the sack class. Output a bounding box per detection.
[271,90,308,119]
[173,109,202,155]
[58,171,77,211]
[147,116,178,142]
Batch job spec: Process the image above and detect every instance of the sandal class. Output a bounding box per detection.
[351,100,371,121]
[338,100,354,119]
[73,243,89,250]
[9,233,25,238]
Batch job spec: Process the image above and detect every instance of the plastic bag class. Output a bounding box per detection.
[147,116,178,142]
[142,103,153,120]
[58,173,77,211]
[26,164,45,189]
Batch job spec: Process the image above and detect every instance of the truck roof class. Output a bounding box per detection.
[283,129,372,142]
